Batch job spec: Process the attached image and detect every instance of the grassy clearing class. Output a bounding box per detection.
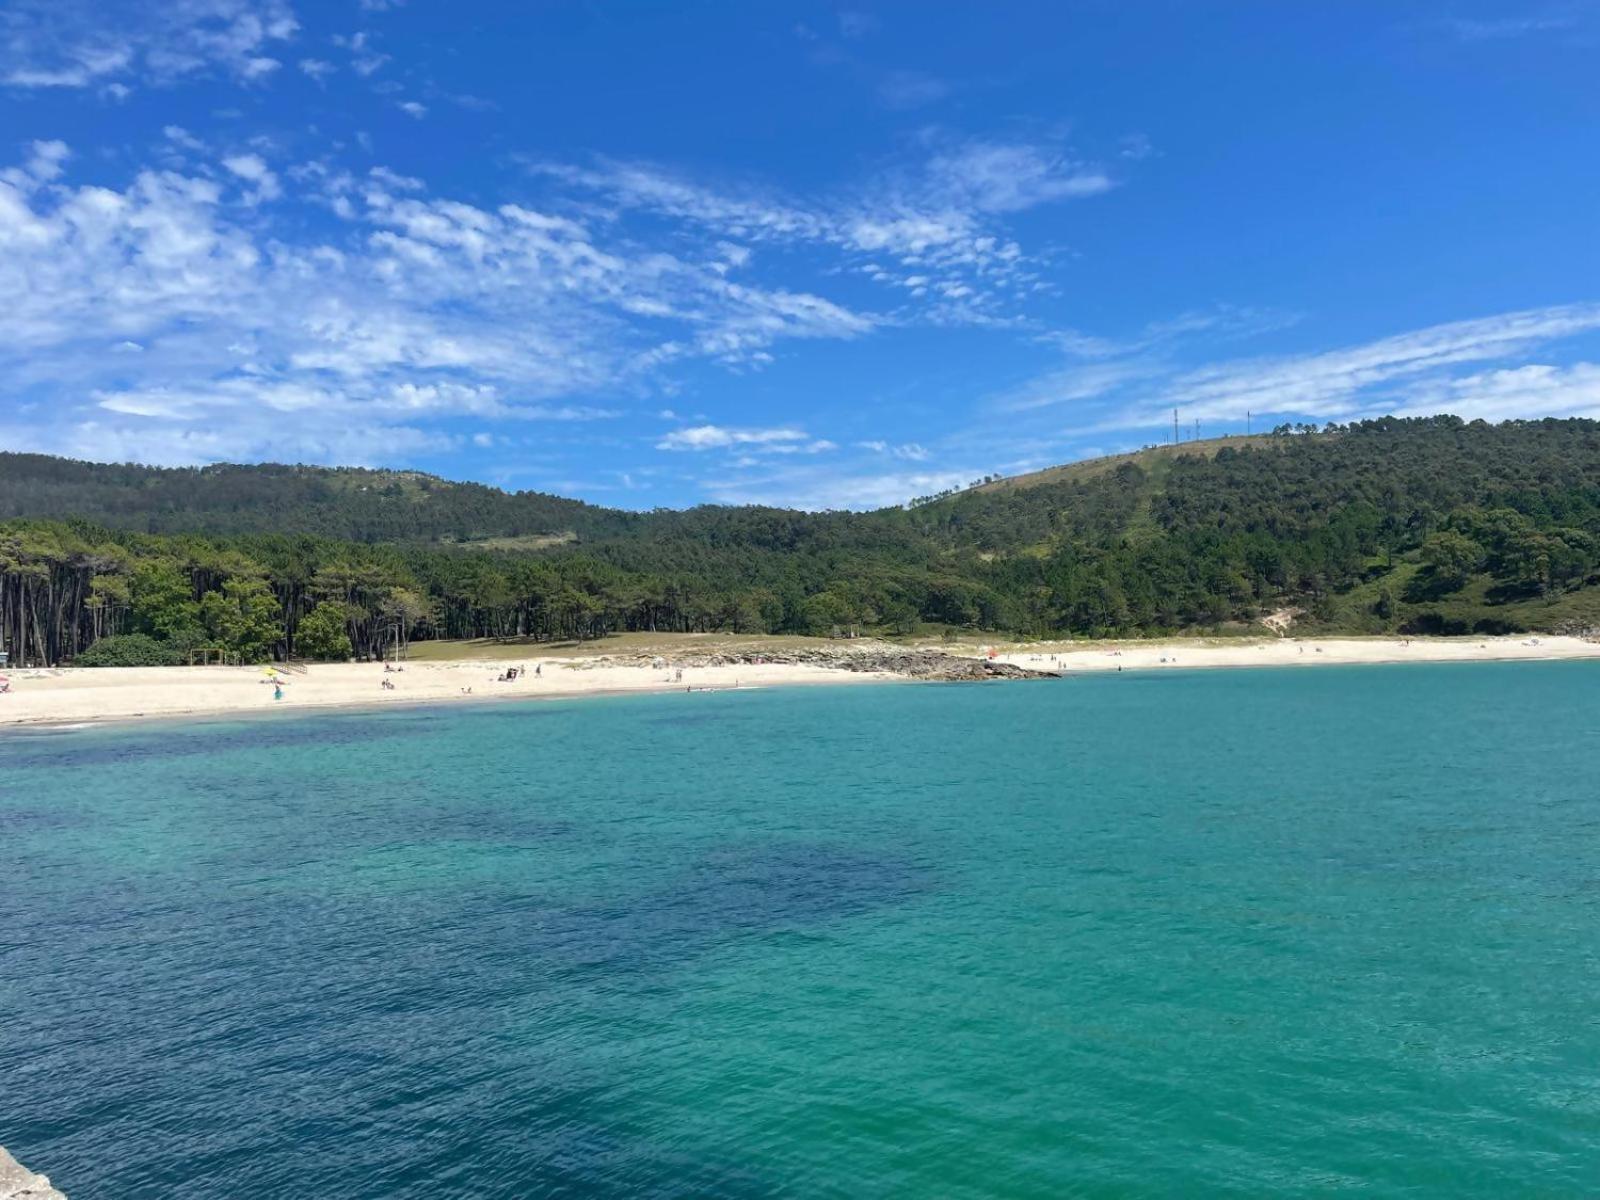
[404,631,859,661]
[975,434,1284,493]
[440,532,576,552]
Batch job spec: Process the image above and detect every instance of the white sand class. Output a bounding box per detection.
[0,658,893,728]
[3,635,1597,728]
[986,634,1600,673]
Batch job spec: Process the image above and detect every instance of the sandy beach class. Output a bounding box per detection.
[0,657,895,729]
[984,634,1600,673]
[2,635,1598,728]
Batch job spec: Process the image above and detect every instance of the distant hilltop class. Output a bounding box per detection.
[4,416,1600,666]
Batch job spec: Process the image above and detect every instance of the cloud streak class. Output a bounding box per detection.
[0,145,874,467]
[985,303,1600,453]
[1,0,297,90]
[531,133,1114,322]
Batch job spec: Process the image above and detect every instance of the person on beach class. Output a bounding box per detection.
[273,683,284,701]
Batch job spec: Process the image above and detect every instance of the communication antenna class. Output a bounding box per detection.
[1173,408,1179,446]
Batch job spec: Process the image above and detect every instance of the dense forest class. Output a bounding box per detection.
[4,416,1600,665]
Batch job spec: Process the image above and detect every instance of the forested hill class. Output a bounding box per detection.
[0,453,634,542]
[4,416,1600,666]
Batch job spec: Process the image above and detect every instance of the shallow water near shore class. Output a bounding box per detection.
[4,662,1600,1197]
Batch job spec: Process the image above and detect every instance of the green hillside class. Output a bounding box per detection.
[0,453,632,543]
[3,415,1600,665]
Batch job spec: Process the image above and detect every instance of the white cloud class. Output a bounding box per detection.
[222,152,281,200]
[0,146,874,468]
[923,141,1113,214]
[1393,362,1600,422]
[657,424,809,451]
[984,303,1600,447]
[0,139,70,190]
[706,463,974,510]
[162,124,207,151]
[298,57,334,81]
[1152,304,1600,423]
[532,133,1112,322]
[995,361,1158,412]
[857,439,931,460]
[397,100,427,119]
[1,0,297,90]
[335,31,389,76]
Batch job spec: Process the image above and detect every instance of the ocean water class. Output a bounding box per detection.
[3,663,1599,1198]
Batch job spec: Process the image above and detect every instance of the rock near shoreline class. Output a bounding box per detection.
[0,1149,66,1200]
[576,643,1047,682]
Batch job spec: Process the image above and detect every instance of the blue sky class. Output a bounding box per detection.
[3,1,1599,509]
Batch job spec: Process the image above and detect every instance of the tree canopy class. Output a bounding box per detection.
[4,416,1600,665]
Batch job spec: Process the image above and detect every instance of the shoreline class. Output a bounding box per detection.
[2,635,1598,731]
[0,659,900,732]
[982,633,1600,675]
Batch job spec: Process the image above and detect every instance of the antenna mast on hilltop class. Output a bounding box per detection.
[1173,408,1179,446]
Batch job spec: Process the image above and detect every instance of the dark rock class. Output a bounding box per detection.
[575,643,1054,683]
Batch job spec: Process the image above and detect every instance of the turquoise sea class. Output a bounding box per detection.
[3,663,1600,1197]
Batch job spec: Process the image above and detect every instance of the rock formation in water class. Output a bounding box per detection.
[578,642,1051,681]
[0,1149,66,1200]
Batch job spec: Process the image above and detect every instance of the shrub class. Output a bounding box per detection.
[75,634,185,667]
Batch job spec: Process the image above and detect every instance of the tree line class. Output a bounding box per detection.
[3,416,1600,665]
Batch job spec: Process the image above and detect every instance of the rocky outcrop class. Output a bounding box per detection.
[575,643,1050,682]
[0,1148,66,1200]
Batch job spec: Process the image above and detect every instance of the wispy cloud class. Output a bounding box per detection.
[1150,304,1600,423]
[1392,362,1600,421]
[657,424,810,451]
[531,133,1114,324]
[0,0,297,90]
[221,151,281,200]
[0,146,874,467]
[704,462,974,510]
[986,303,1600,444]
[857,440,932,461]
